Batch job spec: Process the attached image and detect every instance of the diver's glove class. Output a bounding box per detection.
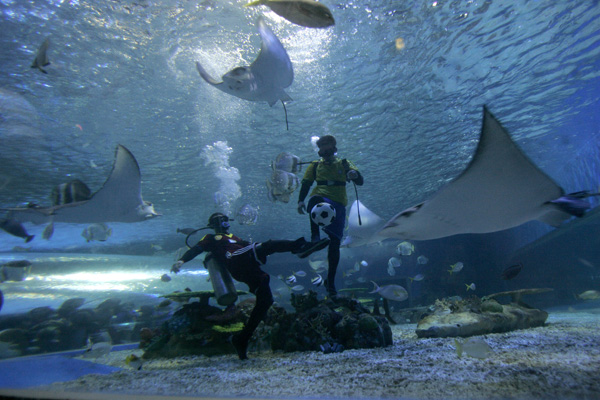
[297,201,306,215]
[346,169,359,181]
[171,260,184,274]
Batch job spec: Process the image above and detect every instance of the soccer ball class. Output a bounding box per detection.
[311,202,336,226]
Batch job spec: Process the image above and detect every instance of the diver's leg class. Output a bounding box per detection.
[325,236,341,298]
[306,196,323,242]
[232,273,273,360]
[256,238,330,261]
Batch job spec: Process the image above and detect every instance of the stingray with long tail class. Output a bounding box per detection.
[195,18,294,129]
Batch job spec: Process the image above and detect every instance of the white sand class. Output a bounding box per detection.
[35,311,600,399]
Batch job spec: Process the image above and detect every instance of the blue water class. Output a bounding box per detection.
[0,0,599,371]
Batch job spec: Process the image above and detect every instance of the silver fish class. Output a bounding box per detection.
[81,223,112,242]
[42,222,54,240]
[369,281,408,302]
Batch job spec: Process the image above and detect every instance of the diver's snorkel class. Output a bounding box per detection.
[184,217,235,248]
[185,227,211,249]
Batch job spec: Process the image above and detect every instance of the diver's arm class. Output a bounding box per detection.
[297,181,312,214]
[351,170,364,186]
[171,243,205,273]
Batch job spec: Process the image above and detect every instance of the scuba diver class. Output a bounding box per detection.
[297,135,363,299]
[170,212,328,360]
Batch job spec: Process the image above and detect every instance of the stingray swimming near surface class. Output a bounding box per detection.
[344,106,595,246]
[195,18,294,129]
[3,145,160,225]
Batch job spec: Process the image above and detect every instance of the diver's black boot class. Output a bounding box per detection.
[324,278,338,301]
[294,238,330,259]
[232,332,249,360]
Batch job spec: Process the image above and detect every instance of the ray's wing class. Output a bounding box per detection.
[379,106,569,241]
[70,145,143,220]
[251,18,294,91]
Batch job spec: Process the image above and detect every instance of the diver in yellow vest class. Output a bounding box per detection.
[297,135,363,298]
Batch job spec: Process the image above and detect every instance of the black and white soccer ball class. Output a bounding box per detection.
[310,202,336,227]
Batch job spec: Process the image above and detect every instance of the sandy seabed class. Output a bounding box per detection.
[31,311,600,399]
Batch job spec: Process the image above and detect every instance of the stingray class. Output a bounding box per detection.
[345,106,593,246]
[195,18,294,127]
[4,145,160,224]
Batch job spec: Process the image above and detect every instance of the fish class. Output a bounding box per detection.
[286,275,297,284]
[82,342,112,359]
[125,354,143,370]
[448,262,464,274]
[42,222,54,240]
[395,37,405,51]
[396,241,414,256]
[388,257,401,269]
[51,179,91,206]
[341,200,386,247]
[294,270,307,277]
[245,0,335,28]
[308,259,327,273]
[577,290,600,300]
[360,260,369,267]
[161,274,172,282]
[417,255,429,265]
[4,145,160,224]
[369,281,408,302]
[454,337,493,359]
[377,107,587,242]
[311,274,323,286]
[501,262,523,280]
[466,283,476,291]
[272,152,302,174]
[235,204,259,225]
[410,274,424,282]
[267,169,299,203]
[195,18,293,107]
[290,284,304,292]
[387,263,396,276]
[177,227,196,235]
[0,219,34,242]
[81,223,112,242]
[31,38,50,74]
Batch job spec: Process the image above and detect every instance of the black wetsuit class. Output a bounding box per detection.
[180,233,304,357]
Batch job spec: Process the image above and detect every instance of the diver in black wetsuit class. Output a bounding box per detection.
[170,212,328,360]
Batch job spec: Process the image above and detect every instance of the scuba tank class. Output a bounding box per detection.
[203,254,238,306]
